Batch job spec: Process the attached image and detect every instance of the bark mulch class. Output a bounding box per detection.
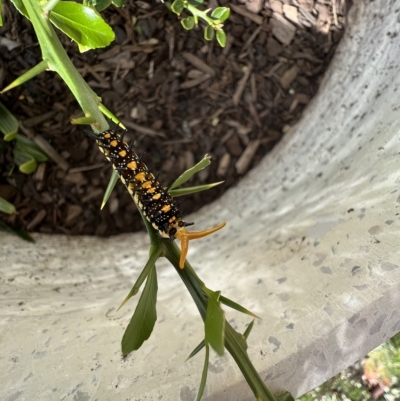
[0,0,350,237]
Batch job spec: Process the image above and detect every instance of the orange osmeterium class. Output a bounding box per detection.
[175,222,226,268]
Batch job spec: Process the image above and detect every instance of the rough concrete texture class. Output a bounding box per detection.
[2,1,400,400]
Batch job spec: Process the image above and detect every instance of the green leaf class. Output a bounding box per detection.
[276,392,296,401]
[121,265,158,356]
[0,1,3,26]
[98,104,127,129]
[9,0,29,19]
[204,25,214,41]
[195,343,209,401]
[101,169,119,209]
[164,1,172,11]
[1,60,48,94]
[205,290,225,356]
[0,219,35,242]
[0,102,18,140]
[171,0,184,14]
[117,246,162,311]
[15,134,48,163]
[49,2,115,51]
[169,154,211,191]
[41,0,62,12]
[243,319,255,340]
[71,115,97,126]
[186,339,205,361]
[216,29,227,48]
[19,158,37,174]
[13,135,47,174]
[112,0,127,7]
[188,0,204,5]
[219,295,260,319]
[91,0,111,12]
[0,197,16,214]
[228,325,248,351]
[181,16,195,30]
[169,182,224,197]
[211,7,230,21]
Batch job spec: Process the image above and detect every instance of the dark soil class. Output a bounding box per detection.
[0,0,350,236]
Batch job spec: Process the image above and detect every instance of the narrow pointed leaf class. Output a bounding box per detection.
[117,246,161,311]
[3,132,17,142]
[49,2,115,51]
[19,158,37,174]
[169,155,211,191]
[15,134,48,163]
[195,343,209,401]
[0,197,16,214]
[0,219,35,242]
[9,0,29,19]
[1,60,48,93]
[98,103,127,129]
[186,339,205,361]
[243,319,255,340]
[228,325,248,351]
[13,146,40,174]
[168,181,224,197]
[0,103,18,140]
[12,148,30,166]
[219,295,260,319]
[101,169,119,209]
[205,290,225,356]
[121,265,158,356]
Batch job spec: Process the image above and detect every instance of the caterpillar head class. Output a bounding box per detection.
[168,220,226,269]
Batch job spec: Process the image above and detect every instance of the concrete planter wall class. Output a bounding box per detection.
[2,1,400,400]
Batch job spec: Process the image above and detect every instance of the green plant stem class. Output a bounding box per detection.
[164,241,277,401]
[186,5,222,29]
[20,0,106,130]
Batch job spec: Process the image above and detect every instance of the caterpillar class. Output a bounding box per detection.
[88,128,226,269]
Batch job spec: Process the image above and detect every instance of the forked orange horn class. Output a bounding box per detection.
[175,222,226,268]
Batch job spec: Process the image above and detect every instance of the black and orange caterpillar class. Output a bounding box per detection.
[88,128,225,268]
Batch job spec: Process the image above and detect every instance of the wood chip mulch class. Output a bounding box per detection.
[0,0,351,236]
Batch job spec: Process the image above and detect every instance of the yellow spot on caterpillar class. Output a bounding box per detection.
[169,216,177,223]
[110,140,118,147]
[147,187,157,194]
[127,183,135,194]
[127,161,137,170]
[152,193,161,200]
[161,204,171,213]
[135,172,146,182]
[104,133,111,139]
[142,181,152,189]
[119,150,127,157]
